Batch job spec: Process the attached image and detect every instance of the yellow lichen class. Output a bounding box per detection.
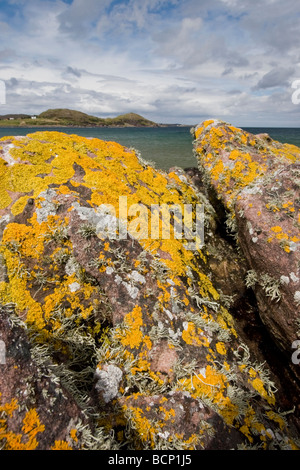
[215,342,226,355]
[51,440,73,450]
[0,402,45,450]
[182,322,210,348]
[115,306,144,349]
[176,364,239,426]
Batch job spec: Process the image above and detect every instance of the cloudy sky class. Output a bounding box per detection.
[0,0,300,126]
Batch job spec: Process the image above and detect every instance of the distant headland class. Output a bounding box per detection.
[0,108,181,128]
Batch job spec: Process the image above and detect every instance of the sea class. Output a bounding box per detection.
[0,125,299,172]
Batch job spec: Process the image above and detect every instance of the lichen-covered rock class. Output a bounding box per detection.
[0,304,112,450]
[0,131,299,450]
[193,120,300,382]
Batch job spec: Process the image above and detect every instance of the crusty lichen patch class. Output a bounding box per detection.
[0,397,45,450]
[194,120,300,212]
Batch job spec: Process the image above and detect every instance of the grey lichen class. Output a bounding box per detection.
[294,291,300,307]
[94,364,123,403]
[245,269,258,289]
[78,223,98,239]
[245,270,282,302]
[260,273,282,302]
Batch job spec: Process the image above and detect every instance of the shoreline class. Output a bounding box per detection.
[0,124,191,129]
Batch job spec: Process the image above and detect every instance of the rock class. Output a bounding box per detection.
[181,167,250,313]
[235,164,300,354]
[193,119,300,384]
[118,391,245,450]
[183,167,207,194]
[0,304,109,450]
[0,131,299,449]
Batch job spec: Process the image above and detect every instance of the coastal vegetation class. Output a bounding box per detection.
[0,109,159,128]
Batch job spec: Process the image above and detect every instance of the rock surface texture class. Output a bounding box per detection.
[194,120,300,380]
[0,128,299,450]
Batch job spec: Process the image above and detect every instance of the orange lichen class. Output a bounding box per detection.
[177,365,239,426]
[121,403,160,448]
[194,121,299,213]
[0,403,45,450]
[250,377,275,405]
[215,342,226,355]
[51,440,73,450]
[182,322,210,348]
[69,429,78,442]
[116,306,144,349]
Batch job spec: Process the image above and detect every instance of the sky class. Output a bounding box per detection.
[0,0,300,126]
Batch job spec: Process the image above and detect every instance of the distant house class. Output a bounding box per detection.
[9,117,14,120]
[31,116,37,120]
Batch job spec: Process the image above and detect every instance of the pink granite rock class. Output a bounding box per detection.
[194,120,300,384]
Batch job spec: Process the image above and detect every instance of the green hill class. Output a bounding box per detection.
[0,109,159,127]
[38,109,105,126]
[0,113,31,120]
[104,112,158,127]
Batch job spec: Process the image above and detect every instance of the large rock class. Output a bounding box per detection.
[0,130,299,450]
[0,304,110,450]
[193,120,300,382]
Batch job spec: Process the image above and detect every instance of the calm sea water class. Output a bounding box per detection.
[0,125,299,171]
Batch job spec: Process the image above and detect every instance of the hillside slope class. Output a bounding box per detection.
[0,109,159,127]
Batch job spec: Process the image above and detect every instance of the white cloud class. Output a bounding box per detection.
[0,0,299,125]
